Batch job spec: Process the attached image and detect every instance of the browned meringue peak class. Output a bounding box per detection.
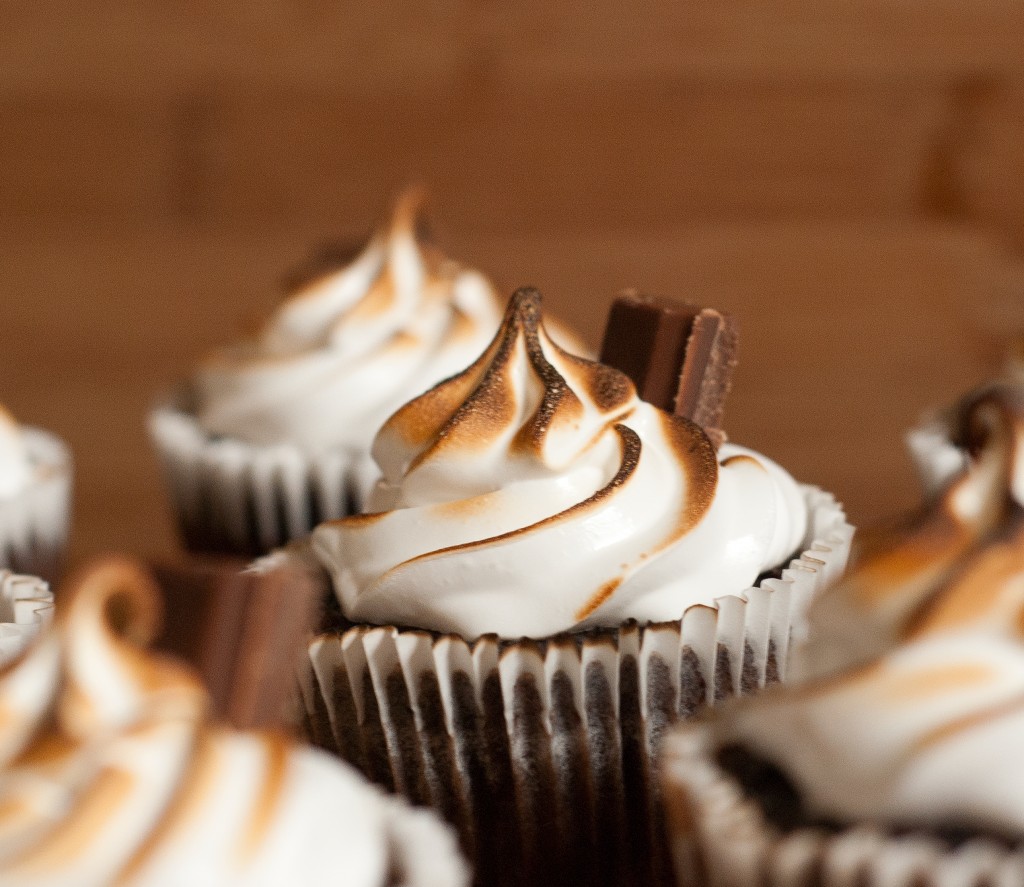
[376,287,634,484]
[794,382,1024,683]
[282,186,438,298]
[1,558,206,765]
[0,559,468,886]
[256,186,451,358]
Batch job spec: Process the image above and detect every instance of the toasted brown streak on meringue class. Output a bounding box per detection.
[905,528,1024,641]
[876,662,996,702]
[576,577,623,622]
[381,423,644,574]
[279,187,433,312]
[5,768,137,875]
[236,733,289,862]
[60,559,204,720]
[383,300,516,455]
[111,732,220,885]
[387,289,630,474]
[661,411,718,536]
[913,692,1024,753]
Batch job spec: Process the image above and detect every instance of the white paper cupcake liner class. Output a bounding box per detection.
[0,429,72,582]
[0,569,54,664]
[661,724,1024,887]
[302,486,853,887]
[149,398,378,556]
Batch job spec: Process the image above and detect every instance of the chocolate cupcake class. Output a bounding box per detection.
[291,288,853,887]
[150,189,585,557]
[662,382,1024,887]
[0,557,468,887]
[0,403,72,581]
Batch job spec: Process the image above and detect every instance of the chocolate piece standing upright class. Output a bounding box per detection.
[151,555,323,730]
[599,291,738,446]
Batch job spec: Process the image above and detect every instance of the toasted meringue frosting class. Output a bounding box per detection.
[704,383,1024,837]
[0,558,467,887]
[192,190,583,454]
[0,407,34,499]
[313,288,807,639]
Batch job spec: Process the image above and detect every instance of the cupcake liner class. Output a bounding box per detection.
[302,486,853,887]
[0,429,72,582]
[0,569,54,663]
[661,725,1024,887]
[149,396,378,556]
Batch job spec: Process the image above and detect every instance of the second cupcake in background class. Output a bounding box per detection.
[150,189,583,557]
[0,403,72,581]
[291,288,853,887]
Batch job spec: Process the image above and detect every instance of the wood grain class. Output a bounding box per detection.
[0,224,1015,572]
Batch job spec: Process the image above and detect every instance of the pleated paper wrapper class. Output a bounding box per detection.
[149,396,377,557]
[301,486,854,887]
[661,725,1024,887]
[0,569,54,664]
[0,429,71,582]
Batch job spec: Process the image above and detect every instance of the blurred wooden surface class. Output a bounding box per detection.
[2,2,1024,571]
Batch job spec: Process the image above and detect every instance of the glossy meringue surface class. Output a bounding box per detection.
[0,558,467,887]
[705,383,1024,837]
[0,407,34,499]
[195,190,504,453]
[314,289,808,639]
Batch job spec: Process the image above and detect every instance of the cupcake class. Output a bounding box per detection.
[0,556,468,887]
[0,404,72,581]
[150,189,582,556]
[661,382,1024,887]
[295,288,853,887]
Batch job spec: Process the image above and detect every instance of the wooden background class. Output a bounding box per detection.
[2,2,1024,570]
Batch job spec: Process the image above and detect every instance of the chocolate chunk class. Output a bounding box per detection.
[150,555,324,730]
[674,307,739,439]
[599,291,738,446]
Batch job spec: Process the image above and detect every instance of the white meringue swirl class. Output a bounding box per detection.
[313,289,808,639]
[193,190,502,453]
[0,558,467,887]
[706,383,1024,838]
[0,407,33,500]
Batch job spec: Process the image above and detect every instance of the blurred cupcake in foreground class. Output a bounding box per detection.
[151,189,583,556]
[0,557,468,887]
[0,403,72,581]
[290,288,853,887]
[662,381,1024,887]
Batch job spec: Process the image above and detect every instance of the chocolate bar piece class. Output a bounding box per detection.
[151,555,324,730]
[673,307,739,434]
[599,291,738,445]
